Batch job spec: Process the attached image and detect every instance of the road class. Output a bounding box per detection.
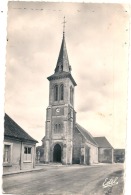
[3,163,124,195]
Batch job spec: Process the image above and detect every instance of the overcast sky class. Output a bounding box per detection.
[5,2,130,148]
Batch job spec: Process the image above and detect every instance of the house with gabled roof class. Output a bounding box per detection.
[3,113,38,173]
[94,137,114,163]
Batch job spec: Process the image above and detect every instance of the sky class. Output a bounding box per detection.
[4,2,130,148]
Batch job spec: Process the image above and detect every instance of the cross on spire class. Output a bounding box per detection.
[62,16,66,35]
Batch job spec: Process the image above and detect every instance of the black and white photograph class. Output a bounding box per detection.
[1,1,130,195]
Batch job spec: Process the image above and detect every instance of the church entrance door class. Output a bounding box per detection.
[53,144,62,163]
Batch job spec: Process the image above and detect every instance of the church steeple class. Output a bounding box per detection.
[44,19,77,165]
[55,17,71,73]
[47,18,76,87]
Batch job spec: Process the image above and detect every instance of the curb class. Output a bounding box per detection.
[3,167,46,176]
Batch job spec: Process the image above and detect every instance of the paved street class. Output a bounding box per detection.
[3,164,124,195]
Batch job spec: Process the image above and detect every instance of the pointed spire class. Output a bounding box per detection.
[55,17,72,73]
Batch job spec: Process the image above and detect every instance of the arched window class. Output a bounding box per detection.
[70,86,74,105]
[70,86,72,104]
[60,84,64,101]
[54,124,57,133]
[54,124,61,134]
[72,88,74,104]
[54,85,58,101]
[58,124,61,132]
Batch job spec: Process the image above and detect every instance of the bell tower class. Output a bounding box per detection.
[44,19,77,164]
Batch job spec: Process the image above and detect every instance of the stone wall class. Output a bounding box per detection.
[72,128,83,164]
[73,128,98,165]
[98,148,113,163]
[87,143,98,164]
[44,76,76,164]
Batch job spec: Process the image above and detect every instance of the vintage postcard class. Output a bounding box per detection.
[2,1,130,195]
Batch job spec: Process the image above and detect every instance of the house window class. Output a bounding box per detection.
[60,84,64,100]
[3,145,11,163]
[24,146,32,162]
[3,142,13,165]
[54,85,58,101]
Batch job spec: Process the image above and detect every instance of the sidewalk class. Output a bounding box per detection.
[3,164,47,176]
[2,163,67,176]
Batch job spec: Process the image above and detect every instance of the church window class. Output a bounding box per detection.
[58,124,61,132]
[70,86,74,105]
[24,146,32,162]
[54,85,58,101]
[54,124,62,134]
[54,124,58,133]
[60,84,64,100]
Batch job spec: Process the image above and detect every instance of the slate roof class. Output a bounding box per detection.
[94,137,113,148]
[47,71,77,86]
[47,33,77,86]
[114,149,125,155]
[55,33,70,73]
[75,123,98,146]
[4,113,38,143]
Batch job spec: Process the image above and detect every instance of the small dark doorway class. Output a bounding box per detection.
[53,144,62,162]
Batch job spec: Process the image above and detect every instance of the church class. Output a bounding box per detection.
[41,26,114,165]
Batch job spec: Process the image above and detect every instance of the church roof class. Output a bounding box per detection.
[94,137,113,148]
[55,33,71,73]
[75,123,98,146]
[4,113,38,143]
[47,71,77,86]
[47,32,77,86]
